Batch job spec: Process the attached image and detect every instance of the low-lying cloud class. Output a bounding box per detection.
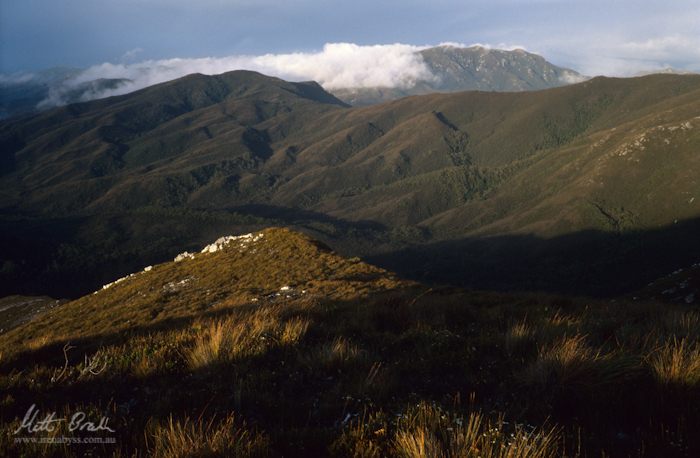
[32,43,438,108]
[6,39,698,110]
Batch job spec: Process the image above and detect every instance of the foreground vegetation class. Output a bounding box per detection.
[1,229,699,456]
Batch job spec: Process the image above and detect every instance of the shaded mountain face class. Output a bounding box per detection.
[1,70,700,297]
[332,46,585,105]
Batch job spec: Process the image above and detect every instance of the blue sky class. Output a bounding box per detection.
[2,0,699,76]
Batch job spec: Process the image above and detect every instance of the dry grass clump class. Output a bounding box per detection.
[525,334,597,386]
[280,317,310,345]
[310,336,365,370]
[648,338,700,387]
[547,309,580,329]
[149,414,270,458]
[392,403,560,458]
[187,307,284,369]
[661,311,700,341]
[189,320,229,368]
[505,319,534,356]
[524,334,636,389]
[334,403,562,458]
[27,335,51,351]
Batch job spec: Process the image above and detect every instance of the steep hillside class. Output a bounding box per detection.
[1,71,700,297]
[2,228,700,457]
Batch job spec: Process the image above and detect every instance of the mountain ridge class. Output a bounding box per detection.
[0,46,582,119]
[1,71,700,297]
[332,45,585,105]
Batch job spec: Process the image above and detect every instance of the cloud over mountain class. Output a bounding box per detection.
[35,43,438,107]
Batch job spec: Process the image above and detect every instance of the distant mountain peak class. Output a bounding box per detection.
[331,45,587,105]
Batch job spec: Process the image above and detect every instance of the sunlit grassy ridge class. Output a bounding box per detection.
[1,229,700,456]
[0,227,403,353]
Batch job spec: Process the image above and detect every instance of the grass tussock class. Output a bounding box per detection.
[524,334,639,389]
[189,320,229,369]
[649,338,700,387]
[281,317,310,345]
[335,403,561,458]
[662,311,700,341]
[314,336,364,368]
[505,319,534,356]
[525,334,598,386]
[149,414,270,458]
[187,308,285,369]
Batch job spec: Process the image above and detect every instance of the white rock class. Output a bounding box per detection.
[199,232,264,254]
[144,265,153,272]
[102,273,135,290]
[174,251,195,262]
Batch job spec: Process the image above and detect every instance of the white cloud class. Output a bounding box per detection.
[558,71,588,84]
[28,36,700,109]
[253,43,436,89]
[38,42,438,107]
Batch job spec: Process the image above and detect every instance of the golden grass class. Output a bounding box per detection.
[505,319,534,356]
[311,336,364,369]
[280,317,310,345]
[525,334,597,385]
[187,306,307,369]
[333,404,561,458]
[149,414,270,458]
[3,229,700,456]
[547,309,579,328]
[0,228,406,362]
[523,334,639,389]
[392,403,561,458]
[393,429,443,458]
[662,311,700,341]
[26,335,50,351]
[189,320,228,369]
[649,338,700,386]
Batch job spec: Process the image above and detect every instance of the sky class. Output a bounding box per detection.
[1,0,699,101]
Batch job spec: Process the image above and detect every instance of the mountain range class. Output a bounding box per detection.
[0,46,583,119]
[1,69,699,298]
[3,46,700,457]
